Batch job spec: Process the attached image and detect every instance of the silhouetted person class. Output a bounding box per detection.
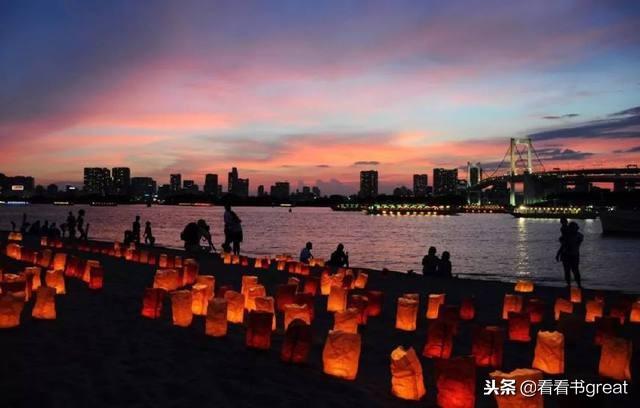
[132,215,141,244]
[41,220,49,235]
[438,251,453,278]
[20,213,30,233]
[197,219,216,252]
[328,243,349,268]
[28,220,41,235]
[556,221,583,288]
[77,209,88,240]
[300,242,313,263]
[66,211,76,239]
[123,230,134,247]
[49,223,61,239]
[60,223,67,238]
[10,221,16,232]
[422,246,439,276]
[223,204,242,254]
[144,221,155,246]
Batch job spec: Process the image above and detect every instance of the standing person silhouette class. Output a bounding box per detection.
[66,211,77,240]
[438,251,453,278]
[223,203,242,254]
[556,221,583,288]
[328,243,349,268]
[300,242,313,263]
[132,215,141,244]
[143,221,155,246]
[422,246,439,276]
[77,209,88,240]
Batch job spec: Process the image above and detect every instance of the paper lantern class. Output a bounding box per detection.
[293,292,315,320]
[182,259,199,285]
[246,284,266,310]
[5,243,21,259]
[170,290,193,327]
[585,299,604,322]
[276,260,286,271]
[159,253,169,268]
[8,231,22,241]
[275,284,298,312]
[630,301,640,323]
[599,336,632,381]
[32,286,56,320]
[532,331,564,374]
[472,326,504,368]
[609,303,628,325]
[594,316,620,346]
[514,279,534,293]
[205,298,228,337]
[327,285,348,312]
[240,256,250,267]
[423,320,454,359]
[88,266,104,290]
[322,330,361,380]
[302,276,319,296]
[281,319,312,364]
[53,253,67,271]
[502,294,523,319]
[347,294,369,325]
[426,293,445,319]
[390,346,426,401]
[82,260,100,283]
[508,312,531,342]
[434,357,476,408]
[0,293,24,328]
[45,269,65,294]
[284,302,312,329]
[354,272,368,289]
[255,296,276,330]
[37,249,52,268]
[365,290,383,317]
[174,256,183,268]
[570,286,582,303]
[320,270,332,295]
[153,269,181,291]
[342,273,354,289]
[141,288,164,319]
[224,290,245,323]
[191,283,209,315]
[1,274,26,300]
[231,254,240,265]
[333,308,359,333]
[554,298,573,320]
[459,297,475,320]
[396,297,418,331]
[524,298,544,324]
[195,275,215,300]
[25,267,42,291]
[246,310,273,350]
[241,275,259,297]
[489,368,543,408]
[254,258,263,269]
[138,250,149,264]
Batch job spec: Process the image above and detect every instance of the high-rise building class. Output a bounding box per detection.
[228,167,249,197]
[257,185,265,197]
[83,168,111,195]
[467,162,482,187]
[112,167,131,194]
[433,168,458,195]
[228,167,238,194]
[170,174,181,192]
[270,182,290,200]
[131,177,157,198]
[183,180,198,192]
[413,174,429,197]
[204,174,219,196]
[359,170,378,199]
[312,186,321,197]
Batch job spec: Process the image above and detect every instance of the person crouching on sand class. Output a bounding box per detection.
[328,243,349,268]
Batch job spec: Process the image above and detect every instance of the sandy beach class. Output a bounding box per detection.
[0,231,637,408]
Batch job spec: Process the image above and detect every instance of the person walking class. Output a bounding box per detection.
[556,221,583,288]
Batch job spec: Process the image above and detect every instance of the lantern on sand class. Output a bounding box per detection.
[327,285,348,312]
[0,293,24,328]
[170,290,193,327]
[1,274,26,300]
[423,320,454,359]
[489,368,543,408]
[277,260,286,271]
[191,284,209,316]
[205,298,228,337]
[284,303,312,329]
[396,297,418,331]
[609,303,628,325]
[64,256,81,278]
[524,298,544,324]
[25,267,42,291]
[390,346,426,401]
[594,316,620,346]
[82,260,100,283]
[159,254,169,268]
[32,286,57,320]
[599,336,632,381]
[45,269,65,294]
[320,270,332,295]
[255,296,276,330]
[182,259,199,286]
[8,231,22,242]
[472,326,504,368]
[141,288,164,319]
[240,256,249,267]
[434,357,476,408]
[195,275,215,300]
[6,243,21,259]
[224,290,245,323]
[459,297,475,320]
[333,308,359,334]
[246,284,266,310]
[254,258,263,269]
[38,249,52,268]
[174,256,183,268]
[347,294,369,325]
[88,266,104,290]
[585,299,604,322]
[323,330,361,380]
[514,279,534,293]
[303,276,319,296]
[630,301,640,323]
[365,290,383,317]
[570,286,582,303]
[502,294,523,319]
[554,298,573,320]
[508,312,531,342]
[231,254,240,265]
[532,331,564,374]
[153,269,181,291]
[246,310,273,350]
[354,271,368,289]
[241,275,259,297]
[53,253,67,271]
[275,284,297,312]
[426,293,445,319]
[293,292,315,320]
[281,319,312,364]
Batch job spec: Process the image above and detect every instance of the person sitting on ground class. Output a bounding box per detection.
[438,251,453,278]
[181,221,200,252]
[197,219,216,252]
[328,243,349,268]
[144,221,156,247]
[300,241,313,263]
[422,246,439,276]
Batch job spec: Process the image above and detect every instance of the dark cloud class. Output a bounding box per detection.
[535,148,594,161]
[610,107,640,117]
[353,161,380,166]
[316,164,331,168]
[613,146,640,154]
[542,113,579,120]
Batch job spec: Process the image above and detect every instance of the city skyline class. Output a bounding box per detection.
[2,1,640,194]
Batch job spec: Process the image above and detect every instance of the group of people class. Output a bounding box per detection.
[11,210,89,241]
[180,203,243,255]
[124,215,155,247]
[421,246,452,278]
[299,241,350,268]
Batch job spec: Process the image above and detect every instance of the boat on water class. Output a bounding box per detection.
[600,208,640,236]
[90,201,118,207]
[366,203,458,216]
[331,203,364,212]
[510,205,598,219]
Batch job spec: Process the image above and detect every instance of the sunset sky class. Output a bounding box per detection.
[1,0,640,194]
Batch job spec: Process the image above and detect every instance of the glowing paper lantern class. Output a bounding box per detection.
[32,286,57,320]
[502,294,523,319]
[241,276,259,297]
[231,255,240,265]
[240,256,249,267]
[532,331,564,374]
[53,253,67,271]
[205,298,228,337]
[489,368,543,408]
[598,336,632,381]
[141,288,164,319]
[255,296,276,330]
[246,310,273,350]
[25,267,42,291]
[182,259,199,285]
[554,298,573,320]
[1,274,26,300]
[472,326,504,368]
[327,285,348,312]
[524,298,544,324]
[434,357,476,408]
[508,312,531,342]
[459,297,475,320]
[354,271,368,289]
[275,284,297,312]
[390,346,426,401]
[246,284,266,310]
[594,316,620,346]
[191,283,209,315]
[170,290,193,327]
[365,290,383,317]
[281,319,312,364]
[322,330,361,380]
[396,297,418,331]
[302,276,319,296]
[82,260,100,283]
[423,320,454,359]
[276,260,286,271]
[174,256,183,268]
[224,290,245,323]
[293,292,315,320]
[88,266,104,290]
[8,231,22,242]
[514,279,534,293]
[0,293,24,328]
[585,299,604,323]
[426,293,445,319]
[153,269,181,291]
[609,303,628,325]
[37,249,52,268]
[333,308,359,333]
[347,294,369,325]
[6,243,21,260]
[630,301,640,323]
[570,286,582,303]
[139,250,149,264]
[45,269,66,294]
[284,303,312,329]
[159,253,169,268]
[195,275,215,300]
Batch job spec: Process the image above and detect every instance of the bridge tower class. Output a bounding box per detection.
[509,137,533,206]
